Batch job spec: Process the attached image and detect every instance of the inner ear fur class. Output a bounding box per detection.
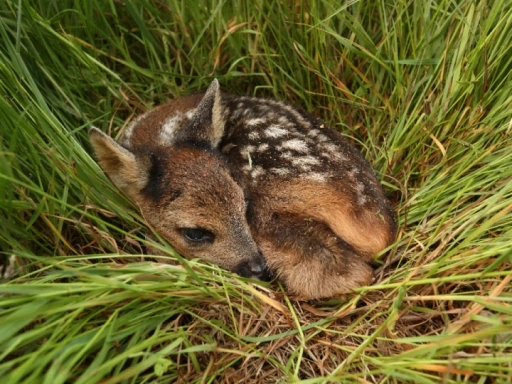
[89,127,148,193]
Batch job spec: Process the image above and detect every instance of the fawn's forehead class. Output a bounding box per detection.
[120,94,204,148]
[166,147,244,202]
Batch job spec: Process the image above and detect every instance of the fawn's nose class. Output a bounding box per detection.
[249,260,264,275]
[235,252,272,281]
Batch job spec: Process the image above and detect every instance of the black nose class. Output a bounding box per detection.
[249,259,265,275]
[235,253,272,281]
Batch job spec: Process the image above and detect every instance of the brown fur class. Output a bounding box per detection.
[89,79,397,300]
[258,180,394,258]
[126,94,204,146]
[245,179,392,299]
[136,146,261,272]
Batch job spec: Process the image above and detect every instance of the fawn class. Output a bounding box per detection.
[89,80,396,300]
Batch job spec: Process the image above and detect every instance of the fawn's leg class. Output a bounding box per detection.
[250,210,374,300]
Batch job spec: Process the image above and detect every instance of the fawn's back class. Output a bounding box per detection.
[90,80,396,299]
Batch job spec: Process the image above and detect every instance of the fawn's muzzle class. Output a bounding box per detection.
[234,252,271,281]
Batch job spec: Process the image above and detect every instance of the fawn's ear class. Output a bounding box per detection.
[177,79,224,147]
[89,127,148,194]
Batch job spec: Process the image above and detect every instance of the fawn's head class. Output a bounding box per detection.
[89,80,268,279]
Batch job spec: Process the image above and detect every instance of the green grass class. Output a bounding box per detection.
[1,0,511,382]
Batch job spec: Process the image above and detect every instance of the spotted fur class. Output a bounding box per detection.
[89,79,396,300]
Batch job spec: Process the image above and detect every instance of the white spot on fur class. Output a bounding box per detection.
[323,143,338,153]
[266,99,311,128]
[246,118,266,127]
[271,168,290,176]
[248,131,260,140]
[307,129,319,137]
[265,125,288,138]
[305,173,328,183]
[185,109,196,119]
[159,113,183,144]
[347,167,360,179]
[291,156,321,168]
[322,142,347,161]
[240,145,255,156]
[250,166,264,179]
[355,183,367,205]
[281,151,294,160]
[257,143,269,152]
[278,116,291,125]
[280,139,309,153]
[316,134,329,142]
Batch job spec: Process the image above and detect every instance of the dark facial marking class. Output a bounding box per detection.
[140,153,166,201]
[140,152,183,203]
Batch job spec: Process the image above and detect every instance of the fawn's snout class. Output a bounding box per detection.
[234,251,271,281]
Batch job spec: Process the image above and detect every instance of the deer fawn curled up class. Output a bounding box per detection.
[89,80,396,300]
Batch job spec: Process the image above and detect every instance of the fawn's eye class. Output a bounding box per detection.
[180,228,215,245]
